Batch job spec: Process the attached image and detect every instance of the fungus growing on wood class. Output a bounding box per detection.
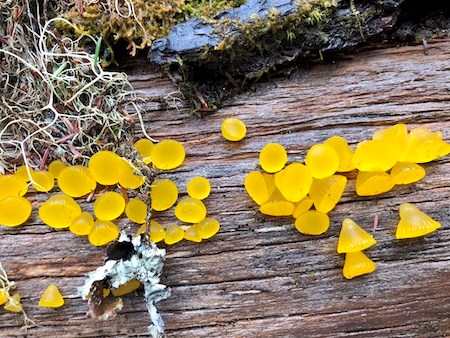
[395,203,441,239]
[39,194,82,229]
[88,151,123,185]
[57,165,97,198]
[294,210,330,235]
[308,175,347,213]
[151,179,179,211]
[355,171,394,196]
[196,217,220,239]
[342,251,376,280]
[174,197,207,223]
[259,143,287,173]
[221,117,247,141]
[275,163,312,202]
[151,139,185,170]
[88,220,119,246]
[187,176,211,200]
[305,143,340,179]
[0,175,28,200]
[164,224,185,245]
[337,218,376,254]
[31,171,54,192]
[125,198,147,224]
[38,284,64,308]
[0,197,32,227]
[93,192,126,221]
[324,136,355,172]
[390,162,426,185]
[133,139,154,164]
[69,212,95,236]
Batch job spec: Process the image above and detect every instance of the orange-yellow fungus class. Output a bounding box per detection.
[403,126,450,163]
[259,189,294,216]
[244,171,271,205]
[151,139,185,170]
[88,220,119,246]
[355,171,394,196]
[263,173,277,197]
[187,176,211,200]
[125,198,147,224]
[15,165,34,182]
[294,210,330,235]
[39,194,82,229]
[88,150,122,185]
[275,163,313,202]
[337,218,376,253]
[390,162,426,185]
[196,217,220,239]
[93,192,125,221]
[353,139,399,171]
[221,117,247,141]
[174,197,207,223]
[305,143,339,179]
[4,293,22,313]
[0,289,8,305]
[38,284,64,308]
[309,175,347,213]
[31,170,54,192]
[292,196,313,218]
[0,196,32,227]
[396,203,441,239]
[324,136,355,172]
[111,279,141,296]
[69,211,95,236]
[134,138,154,164]
[0,174,28,199]
[164,224,184,245]
[48,160,67,178]
[184,224,202,242]
[343,251,376,279]
[151,179,178,211]
[150,220,165,243]
[58,165,97,197]
[259,143,287,173]
[372,124,408,161]
[118,159,145,189]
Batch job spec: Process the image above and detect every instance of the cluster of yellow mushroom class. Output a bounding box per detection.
[244,124,448,279]
[140,175,220,245]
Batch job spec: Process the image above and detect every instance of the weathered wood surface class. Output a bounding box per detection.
[1,39,450,337]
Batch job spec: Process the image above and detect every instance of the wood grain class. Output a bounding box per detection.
[0,39,449,337]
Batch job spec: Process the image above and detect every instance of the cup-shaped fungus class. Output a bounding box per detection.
[355,171,394,196]
[259,189,295,216]
[337,218,376,253]
[305,143,339,179]
[352,139,399,172]
[88,150,123,185]
[196,217,220,239]
[184,224,202,243]
[0,174,28,199]
[93,192,126,221]
[309,175,347,213]
[134,138,154,164]
[403,126,450,163]
[0,196,32,227]
[324,136,355,172]
[275,163,313,202]
[39,194,82,229]
[292,196,314,218]
[0,289,8,305]
[244,171,271,205]
[390,162,426,185]
[221,117,247,141]
[38,284,64,308]
[372,124,408,161]
[187,176,211,200]
[88,220,119,246]
[125,198,147,224]
[69,211,95,236]
[15,165,34,182]
[395,203,441,239]
[164,224,185,245]
[151,139,185,170]
[111,279,141,297]
[259,143,287,173]
[342,251,376,279]
[118,159,145,189]
[174,197,207,223]
[4,293,22,313]
[58,165,97,197]
[294,210,330,235]
[149,220,166,243]
[31,171,54,192]
[151,179,178,211]
[48,160,67,178]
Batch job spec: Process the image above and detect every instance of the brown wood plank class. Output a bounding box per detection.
[0,39,449,337]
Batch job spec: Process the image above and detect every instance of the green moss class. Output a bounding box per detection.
[57,0,244,56]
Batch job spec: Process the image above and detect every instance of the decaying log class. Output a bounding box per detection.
[0,37,449,337]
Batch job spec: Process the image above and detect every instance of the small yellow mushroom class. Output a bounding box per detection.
[337,218,376,254]
[38,284,64,308]
[342,251,376,279]
[151,139,185,170]
[395,203,441,239]
[221,117,247,141]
